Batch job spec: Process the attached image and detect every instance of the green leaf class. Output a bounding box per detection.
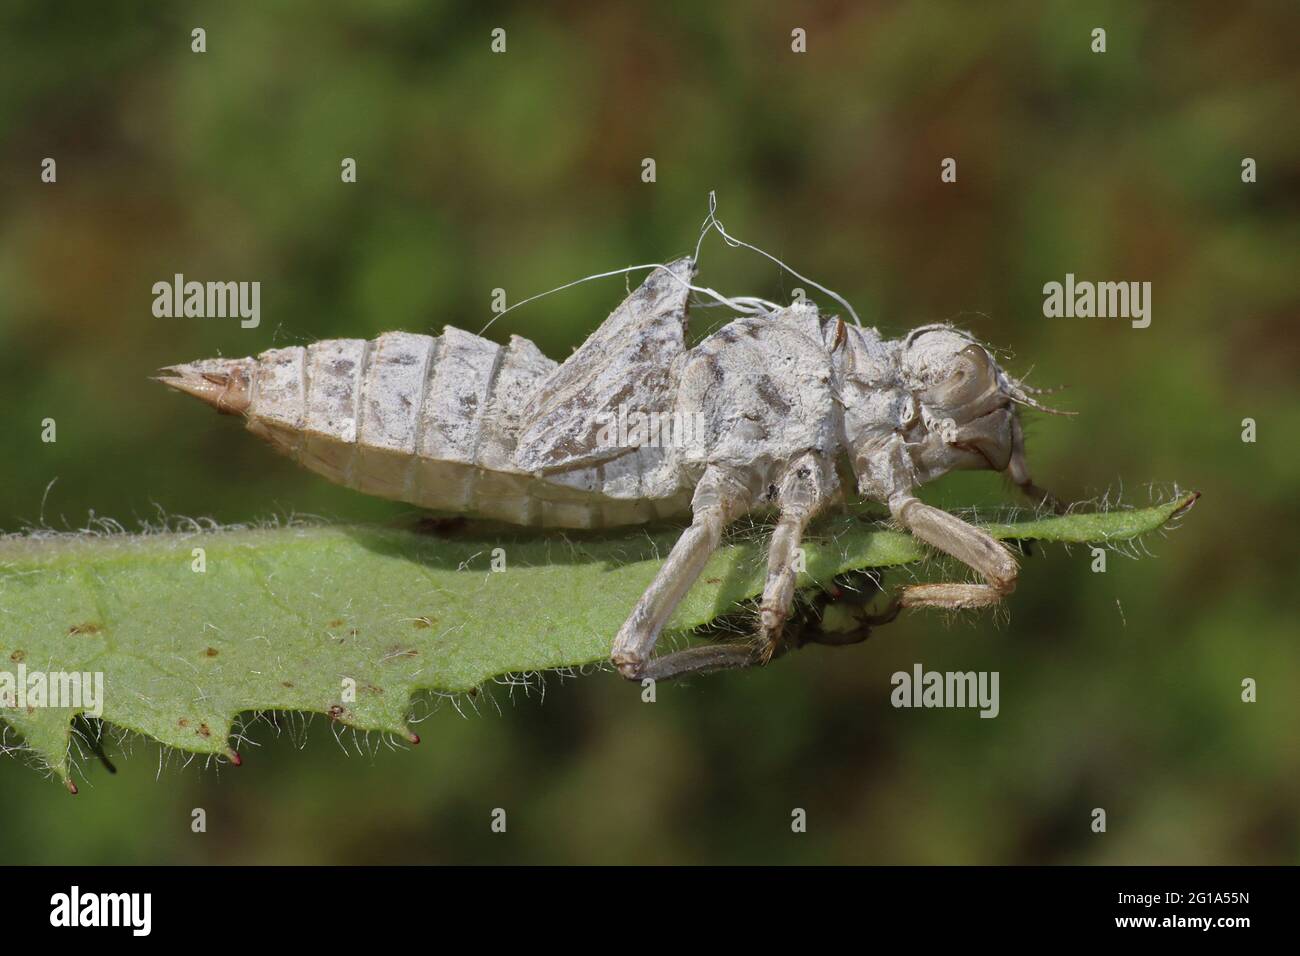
[0,492,1197,786]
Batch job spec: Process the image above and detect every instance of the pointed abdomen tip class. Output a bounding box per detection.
[156,357,254,416]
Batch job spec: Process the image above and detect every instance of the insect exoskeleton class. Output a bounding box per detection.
[157,259,701,529]
[160,254,1066,681]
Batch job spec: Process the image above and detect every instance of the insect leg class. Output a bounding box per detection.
[642,585,893,679]
[610,467,753,680]
[1007,415,1064,514]
[637,643,763,681]
[756,452,834,661]
[889,495,1018,610]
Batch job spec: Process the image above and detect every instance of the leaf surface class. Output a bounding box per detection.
[0,492,1197,785]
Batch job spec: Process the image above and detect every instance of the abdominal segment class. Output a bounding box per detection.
[213,329,691,528]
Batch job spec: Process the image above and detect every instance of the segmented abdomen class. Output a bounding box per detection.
[244,329,689,527]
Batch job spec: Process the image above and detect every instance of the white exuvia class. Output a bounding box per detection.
[160,257,1070,682]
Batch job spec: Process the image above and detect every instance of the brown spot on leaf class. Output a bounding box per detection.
[198,723,211,738]
[705,577,722,584]
[328,704,347,720]
[412,616,436,629]
[203,647,219,657]
[326,619,344,628]
[281,681,295,689]
[10,650,25,663]
[68,622,102,636]
[178,718,190,728]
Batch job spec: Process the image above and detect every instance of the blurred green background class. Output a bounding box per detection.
[1,0,1297,863]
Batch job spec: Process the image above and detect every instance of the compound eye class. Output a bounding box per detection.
[921,344,996,408]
